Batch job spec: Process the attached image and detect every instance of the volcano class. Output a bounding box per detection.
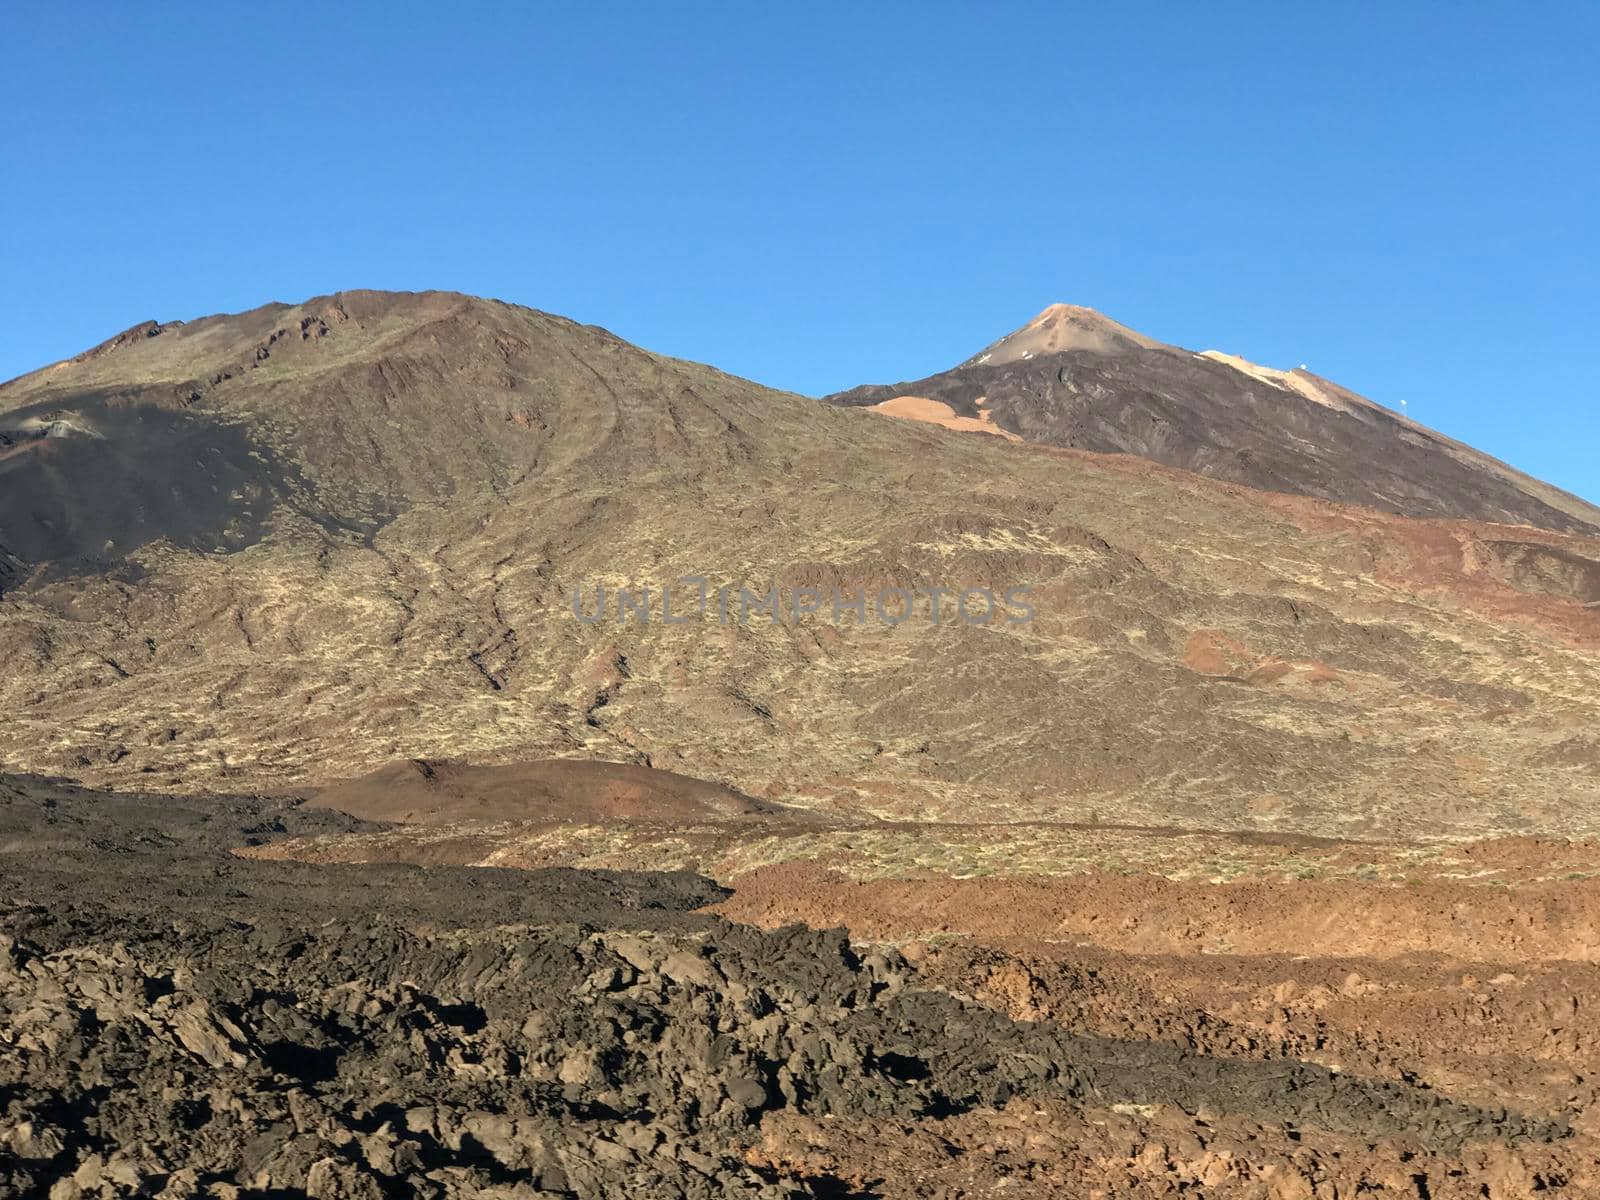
[1,288,1596,840]
[6,290,1600,1197]
[826,304,1600,533]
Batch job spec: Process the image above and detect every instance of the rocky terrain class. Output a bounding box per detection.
[4,291,1599,1196]
[5,774,1597,1198]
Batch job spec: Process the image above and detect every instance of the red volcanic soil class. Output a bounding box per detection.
[313,757,790,826]
[714,860,1600,961]
[717,859,1600,1154]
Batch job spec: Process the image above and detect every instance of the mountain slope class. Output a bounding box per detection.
[0,290,810,581]
[1,291,1599,845]
[826,305,1600,534]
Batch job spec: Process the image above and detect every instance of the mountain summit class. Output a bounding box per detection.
[960,303,1166,365]
[828,307,1600,534]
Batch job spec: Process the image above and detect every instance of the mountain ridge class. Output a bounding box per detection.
[828,303,1600,534]
[1,290,1597,852]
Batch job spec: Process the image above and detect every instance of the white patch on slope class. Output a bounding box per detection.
[1196,350,1369,417]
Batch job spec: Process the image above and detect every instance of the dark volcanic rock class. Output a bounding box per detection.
[0,775,1569,1198]
[0,774,726,942]
[0,394,386,583]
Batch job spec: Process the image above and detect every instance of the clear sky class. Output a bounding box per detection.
[4,4,1596,501]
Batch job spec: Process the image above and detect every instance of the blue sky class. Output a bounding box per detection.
[3,4,1595,501]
